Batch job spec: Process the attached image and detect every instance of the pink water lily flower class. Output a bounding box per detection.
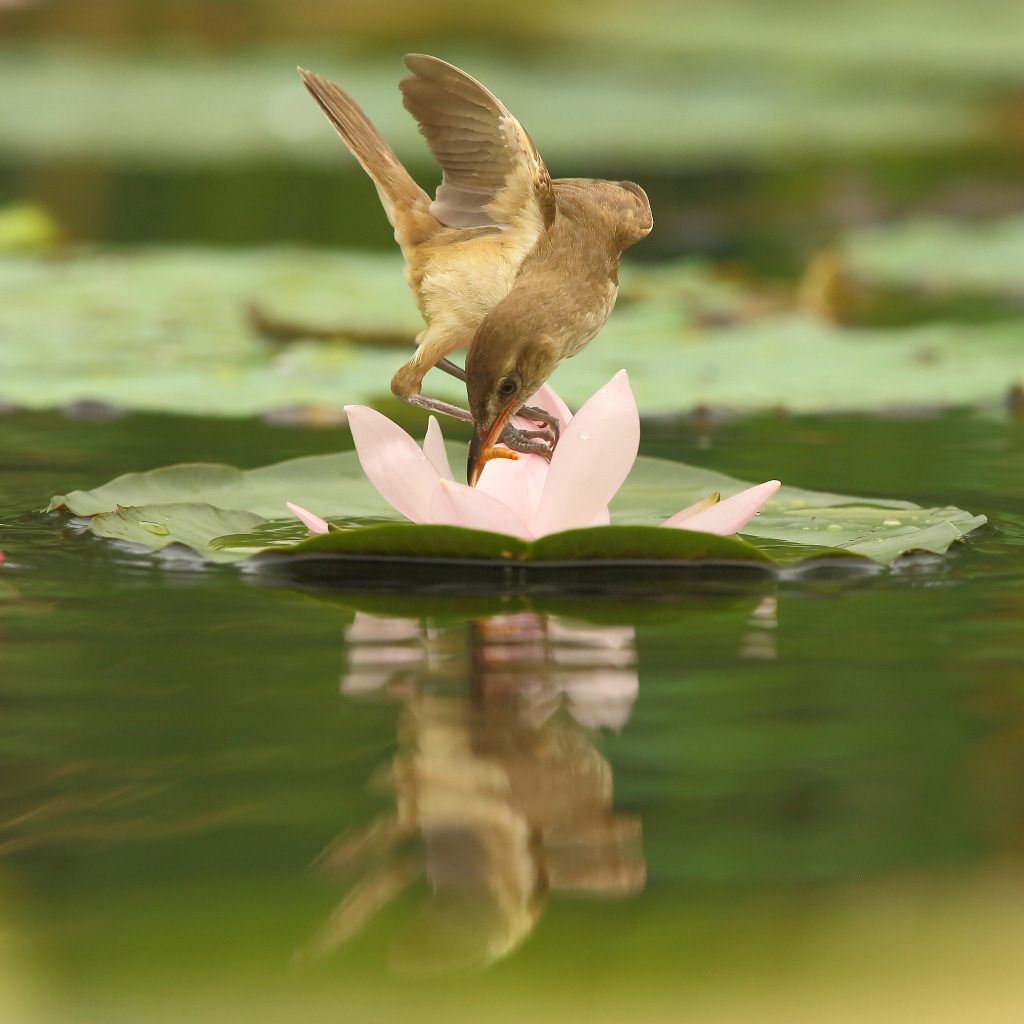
[289,370,779,541]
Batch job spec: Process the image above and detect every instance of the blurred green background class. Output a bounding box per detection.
[5,0,1024,420]
[7,0,1024,261]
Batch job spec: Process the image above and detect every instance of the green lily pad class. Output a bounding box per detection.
[7,246,1024,419]
[0,247,431,418]
[87,503,266,564]
[51,450,987,571]
[740,504,986,561]
[609,456,916,524]
[531,525,771,563]
[260,523,529,562]
[50,450,393,520]
[260,522,770,564]
[844,216,1024,296]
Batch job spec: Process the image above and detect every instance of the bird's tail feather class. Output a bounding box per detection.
[299,68,434,239]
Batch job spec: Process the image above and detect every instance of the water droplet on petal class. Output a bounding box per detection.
[600,388,608,395]
[579,430,591,440]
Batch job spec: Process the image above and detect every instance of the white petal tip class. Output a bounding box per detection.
[661,479,782,536]
[287,502,331,534]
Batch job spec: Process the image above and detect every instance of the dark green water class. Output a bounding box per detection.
[2,406,1023,1022]
[12,144,1024,270]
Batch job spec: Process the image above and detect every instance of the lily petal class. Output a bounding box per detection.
[559,669,640,732]
[422,416,454,480]
[662,480,780,535]
[546,619,636,649]
[486,381,573,530]
[532,370,639,536]
[287,502,331,534]
[345,405,440,524]
[429,478,533,540]
[345,613,422,644]
[662,491,722,524]
[477,449,549,531]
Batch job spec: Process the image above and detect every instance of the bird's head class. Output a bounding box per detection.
[554,177,653,250]
[614,180,654,248]
[465,323,559,486]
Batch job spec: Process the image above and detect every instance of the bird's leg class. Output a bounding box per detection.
[393,337,475,423]
[397,348,557,458]
[433,356,467,383]
[401,394,553,458]
[399,392,473,423]
[398,357,556,458]
[433,356,561,451]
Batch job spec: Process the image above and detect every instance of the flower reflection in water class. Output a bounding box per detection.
[298,612,645,975]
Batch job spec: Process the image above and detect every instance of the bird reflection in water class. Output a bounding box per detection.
[298,612,645,975]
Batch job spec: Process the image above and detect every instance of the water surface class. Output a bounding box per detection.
[1,408,1022,1022]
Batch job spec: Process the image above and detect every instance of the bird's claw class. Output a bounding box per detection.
[499,424,555,462]
[497,403,560,461]
[518,405,561,443]
[517,428,555,443]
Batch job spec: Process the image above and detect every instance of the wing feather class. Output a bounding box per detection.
[400,54,554,231]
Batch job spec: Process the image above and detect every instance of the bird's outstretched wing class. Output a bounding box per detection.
[299,68,433,239]
[400,54,555,232]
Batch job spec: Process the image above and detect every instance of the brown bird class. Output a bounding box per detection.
[299,55,652,484]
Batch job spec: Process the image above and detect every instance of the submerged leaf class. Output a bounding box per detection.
[741,504,987,556]
[89,503,267,563]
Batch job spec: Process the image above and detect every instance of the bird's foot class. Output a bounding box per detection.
[517,405,561,444]
[499,423,555,462]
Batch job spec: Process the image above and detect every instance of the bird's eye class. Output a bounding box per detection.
[498,378,517,397]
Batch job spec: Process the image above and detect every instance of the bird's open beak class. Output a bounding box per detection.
[467,400,517,486]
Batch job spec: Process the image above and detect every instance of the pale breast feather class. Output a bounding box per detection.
[418,236,519,327]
